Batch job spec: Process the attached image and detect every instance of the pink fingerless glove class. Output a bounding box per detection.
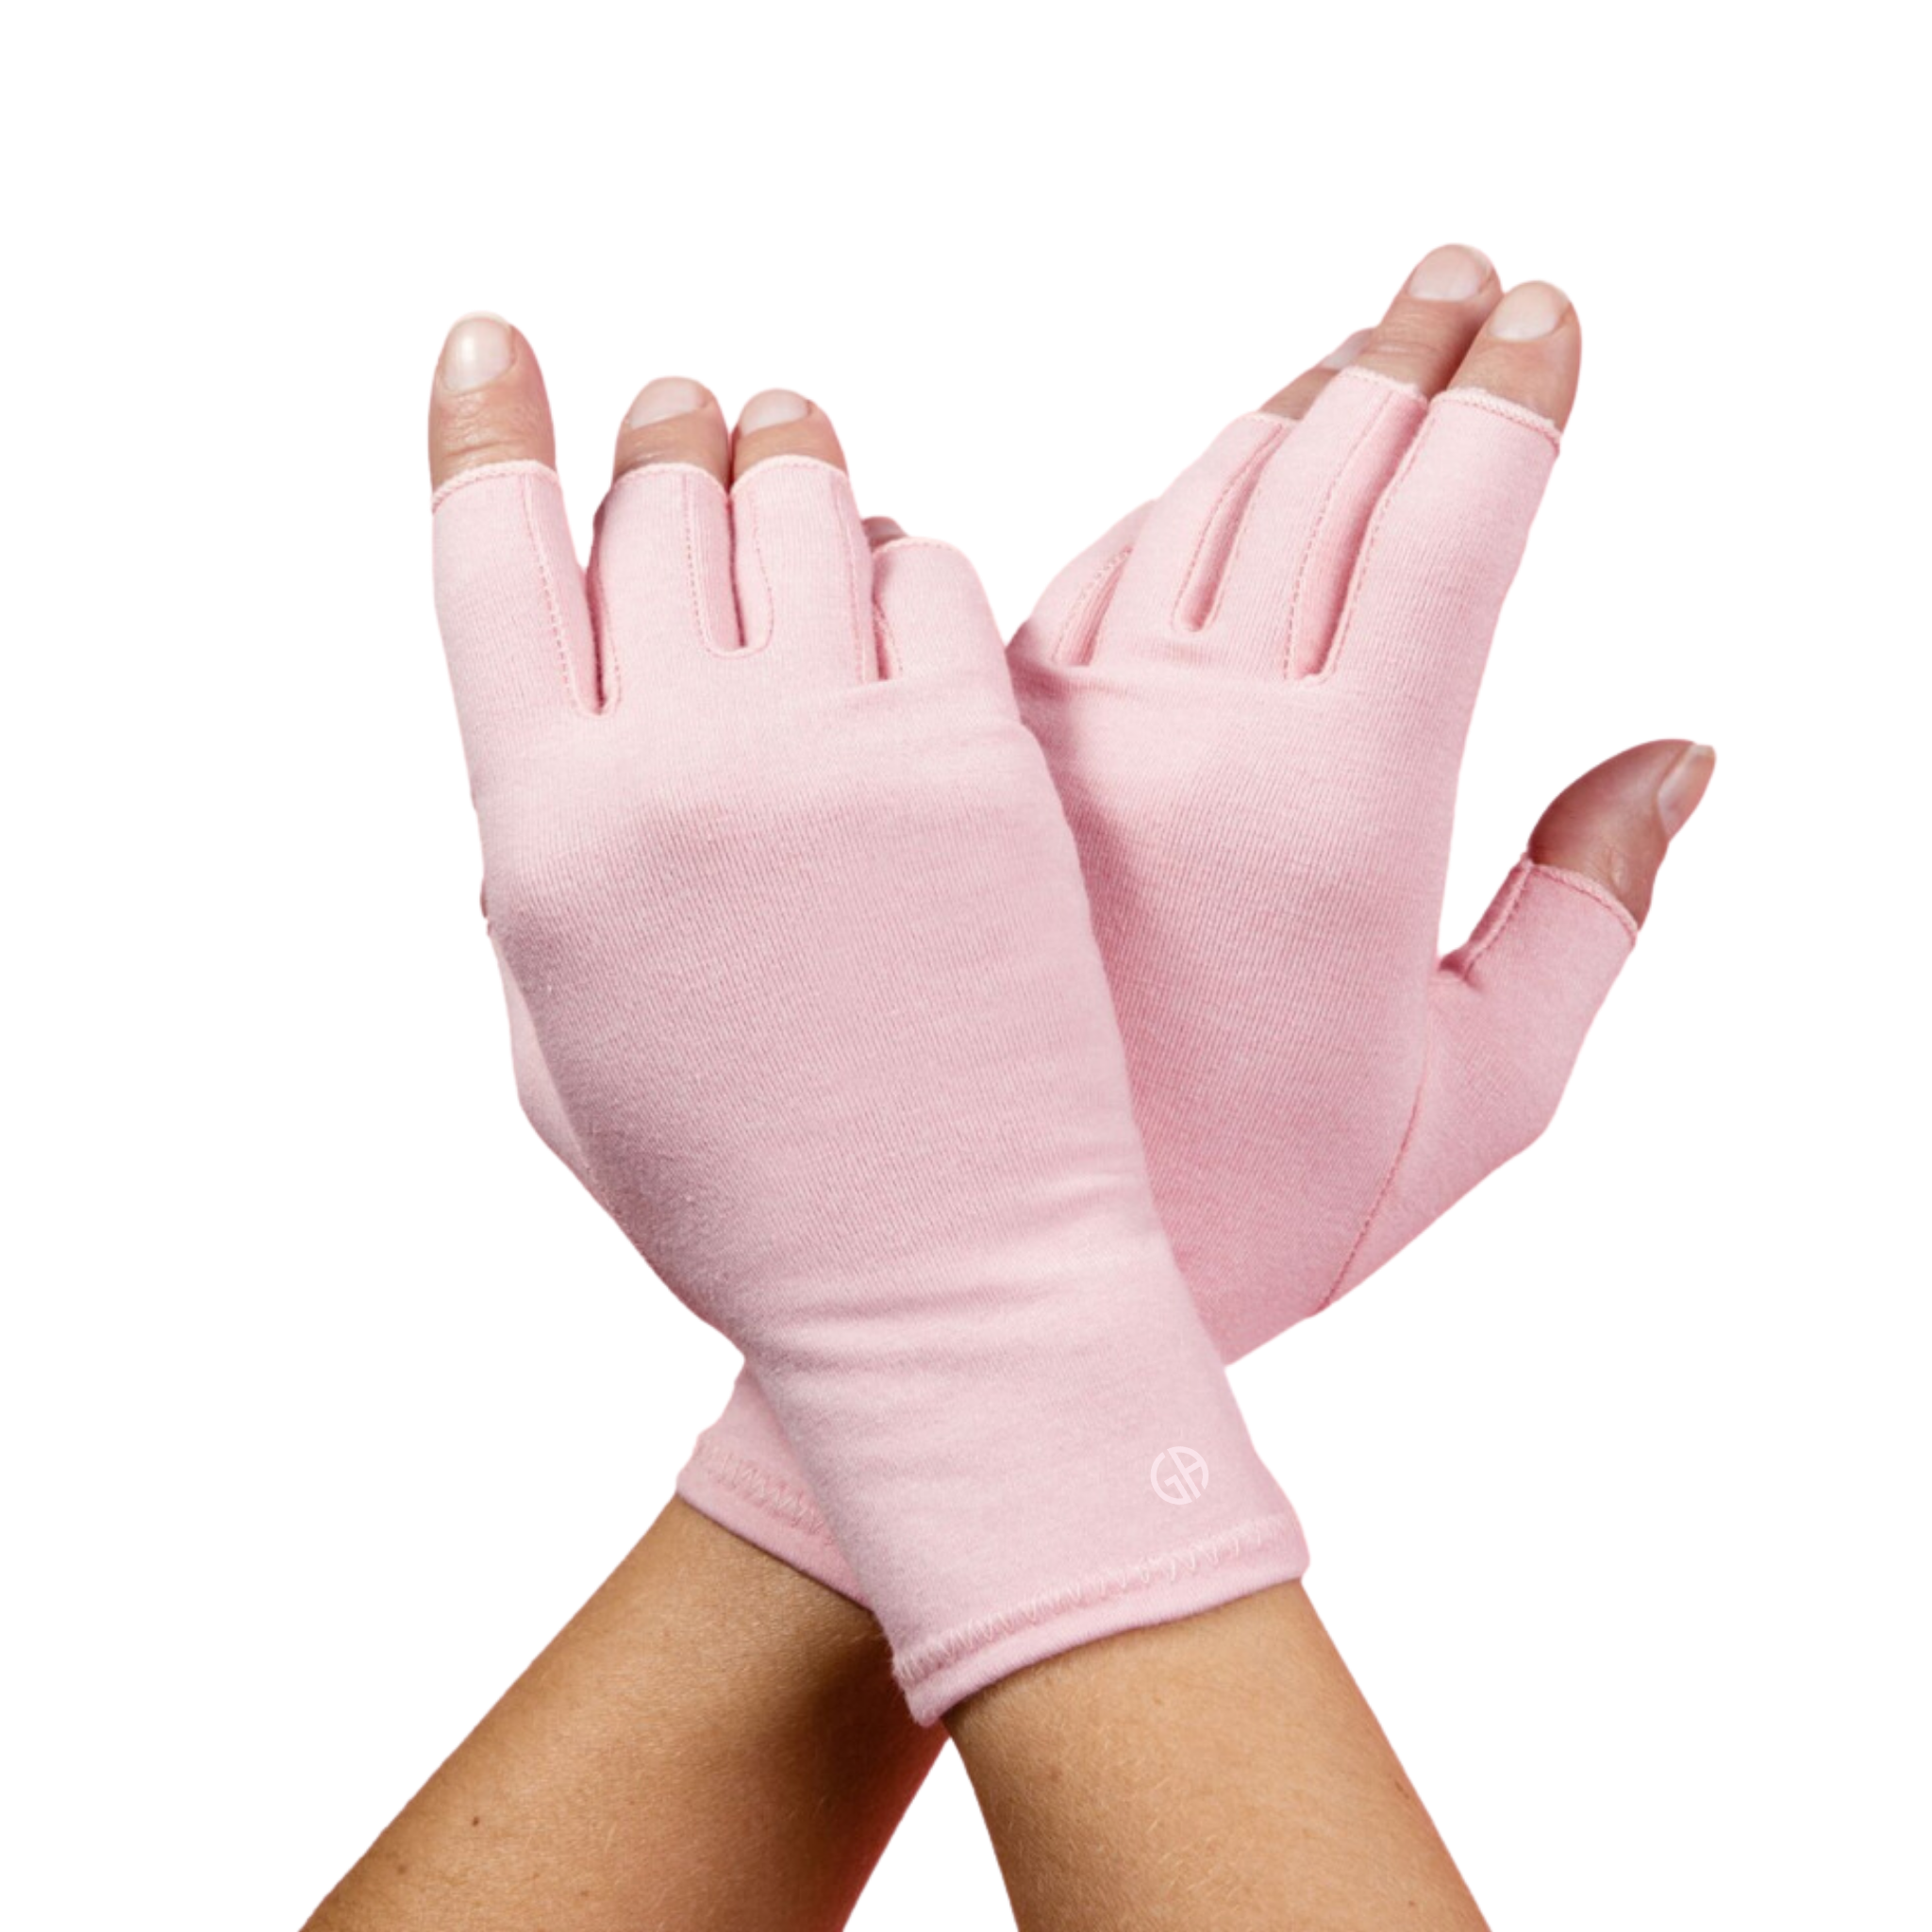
[433,455,1304,1723]
[681,370,1640,1602]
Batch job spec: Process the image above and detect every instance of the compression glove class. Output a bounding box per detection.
[433,453,1303,1723]
[678,371,1637,1601]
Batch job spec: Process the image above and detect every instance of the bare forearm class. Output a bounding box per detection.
[306,1493,1487,1932]
[303,1499,939,1932]
[948,1583,1488,1932]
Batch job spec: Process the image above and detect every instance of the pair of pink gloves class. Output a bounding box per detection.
[431,367,1634,1723]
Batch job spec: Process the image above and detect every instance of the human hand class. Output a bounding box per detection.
[679,246,1711,1596]
[429,338,1302,1722]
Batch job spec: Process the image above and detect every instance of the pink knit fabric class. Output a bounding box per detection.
[679,370,1640,1605]
[433,455,1304,1724]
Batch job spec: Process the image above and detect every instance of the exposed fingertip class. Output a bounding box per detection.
[1405,243,1496,303]
[739,389,812,434]
[1528,740,1711,927]
[864,515,908,548]
[1656,742,1716,839]
[1485,280,1574,342]
[732,390,847,481]
[1450,279,1583,426]
[625,375,712,428]
[1261,336,1367,421]
[1321,328,1374,371]
[428,314,555,490]
[613,376,728,485]
[1352,245,1504,398]
[439,312,515,391]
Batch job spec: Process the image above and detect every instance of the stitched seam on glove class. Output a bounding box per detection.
[682,1435,843,1551]
[429,457,559,511]
[1277,384,1403,678]
[1436,384,1564,452]
[1051,544,1134,666]
[1317,1027,1436,1317]
[1174,420,1289,633]
[1519,861,1641,948]
[892,1509,1304,1697]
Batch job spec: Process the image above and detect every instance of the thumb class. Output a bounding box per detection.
[1328,739,1714,1297]
[1527,739,1715,925]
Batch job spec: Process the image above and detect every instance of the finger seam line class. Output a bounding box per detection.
[1523,861,1641,946]
[1440,385,1564,452]
[1277,390,1405,680]
[872,589,902,679]
[428,458,558,513]
[607,458,729,505]
[1171,422,1289,634]
[832,467,871,685]
[1050,543,1136,665]
[1443,857,1538,980]
[589,516,620,714]
[730,453,849,491]
[1305,402,1443,689]
[730,481,776,658]
[518,471,584,712]
[1318,1032,1434,1314]
[676,469,731,660]
[1332,364,1428,405]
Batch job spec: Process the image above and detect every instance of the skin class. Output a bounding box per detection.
[949,1584,1483,1931]
[305,1500,937,1932]
[314,244,1714,1932]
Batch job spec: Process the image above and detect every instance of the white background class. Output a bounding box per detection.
[5,3,1924,1926]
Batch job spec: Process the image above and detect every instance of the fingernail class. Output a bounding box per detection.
[441,312,514,392]
[1488,281,1572,341]
[739,389,811,433]
[1656,743,1715,838]
[1407,244,1493,302]
[625,376,708,427]
[1321,328,1373,370]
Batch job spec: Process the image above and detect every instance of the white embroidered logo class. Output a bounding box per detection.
[1150,1446,1208,1505]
